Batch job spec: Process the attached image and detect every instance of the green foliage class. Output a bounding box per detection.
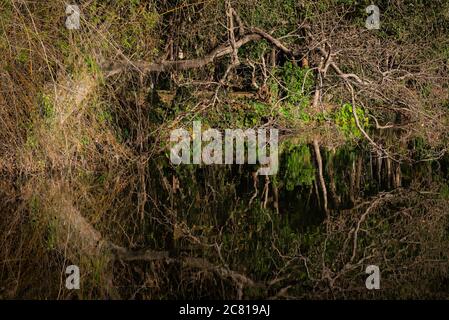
[16,50,29,64]
[239,40,270,61]
[97,110,113,124]
[244,101,270,126]
[278,103,311,123]
[46,218,57,251]
[80,136,90,147]
[85,56,100,74]
[86,0,159,56]
[38,93,55,120]
[25,131,38,149]
[334,103,369,138]
[240,0,299,37]
[283,144,315,191]
[276,62,314,107]
[410,137,441,160]
[262,62,315,124]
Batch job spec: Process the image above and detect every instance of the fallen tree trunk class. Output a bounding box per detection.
[103,29,299,77]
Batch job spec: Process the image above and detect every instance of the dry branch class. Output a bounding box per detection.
[313,139,328,216]
[104,27,298,77]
